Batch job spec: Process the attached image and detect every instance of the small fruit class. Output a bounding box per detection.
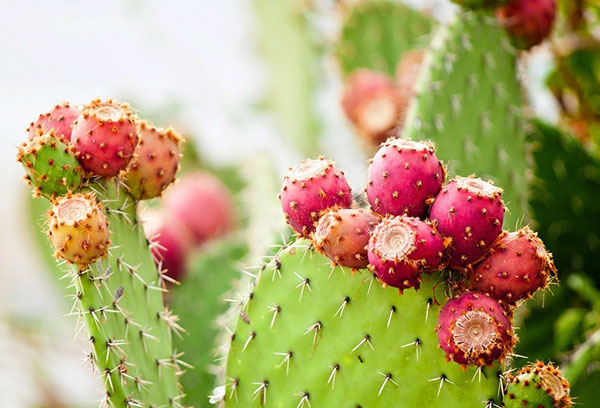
[71,99,138,177]
[164,172,235,244]
[27,102,81,141]
[367,216,444,292]
[505,362,572,408]
[470,226,556,303]
[47,193,110,265]
[497,0,556,50]
[125,120,182,200]
[280,158,352,237]
[430,176,504,268]
[366,138,445,218]
[436,291,515,366]
[341,69,402,145]
[313,208,379,269]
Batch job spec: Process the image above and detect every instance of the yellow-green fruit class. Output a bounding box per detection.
[505,362,572,408]
[48,193,110,265]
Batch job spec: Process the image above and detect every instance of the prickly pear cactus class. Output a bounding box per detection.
[336,1,433,77]
[224,241,500,407]
[404,11,529,226]
[17,100,184,407]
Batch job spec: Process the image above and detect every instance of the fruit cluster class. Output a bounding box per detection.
[279,137,556,368]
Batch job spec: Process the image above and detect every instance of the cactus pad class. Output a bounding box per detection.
[404,12,528,226]
[336,1,433,77]
[224,240,500,407]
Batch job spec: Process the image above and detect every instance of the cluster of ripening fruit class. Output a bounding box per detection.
[279,138,556,368]
[17,100,182,268]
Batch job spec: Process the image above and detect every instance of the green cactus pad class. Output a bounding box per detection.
[67,180,181,407]
[224,240,500,407]
[17,133,83,198]
[403,12,528,227]
[336,1,433,77]
[505,362,572,408]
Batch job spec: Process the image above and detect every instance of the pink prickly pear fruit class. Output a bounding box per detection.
[313,208,380,269]
[395,50,425,127]
[27,102,82,142]
[430,176,505,268]
[71,99,138,177]
[125,120,183,200]
[163,171,235,244]
[143,211,193,282]
[279,158,352,237]
[341,69,402,145]
[436,291,516,367]
[366,138,445,218]
[47,193,110,266]
[367,216,444,292]
[497,0,556,50]
[470,227,556,304]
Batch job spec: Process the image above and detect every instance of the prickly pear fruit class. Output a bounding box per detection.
[280,158,352,236]
[47,193,110,266]
[505,362,572,408]
[17,132,83,197]
[27,102,81,141]
[497,0,556,50]
[164,171,235,244]
[470,226,556,304]
[125,120,182,200]
[436,291,515,367]
[430,176,504,268]
[368,215,444,291]
[366,138,445,218]
[144,211,192,282]
[341,69,402,145]
[451,0,507,8]
[313,208,379,269]
[71,99,138,177]
[395,50,424,128]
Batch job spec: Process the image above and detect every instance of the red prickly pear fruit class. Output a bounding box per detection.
[144,211,192,282]
[279,158,352,237]
[164,171,235,244]
[341,69,402,145]
[430,176,505,268]
[470,226,556,303]
[367,216,444,292]
[497,0,556,50]
[47,193,110,266]
[27,102,81,142]
[436,291,515,367]
[125,120,183,200]
[366,138,445,218]
[313,208,380,269]
[71,99,138,177]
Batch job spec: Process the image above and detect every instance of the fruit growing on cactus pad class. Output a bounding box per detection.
[71,99,138,177]
[367,138,445,218]
[342,69,402,144]
[314,208,379,269]
[505,362,572,408]
[470,226,556,303]
[164,171,235,244]
[47,193,110,266]
[430,176,504,268]
[497,0,556,50]
[367,215,444,291]
[279,157,352,236]
[27,102,81,141]
[436,291,515,366]
[17,132,83,197]
[125,120,182,200]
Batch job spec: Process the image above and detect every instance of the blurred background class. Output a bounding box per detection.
[2,0,600,407]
